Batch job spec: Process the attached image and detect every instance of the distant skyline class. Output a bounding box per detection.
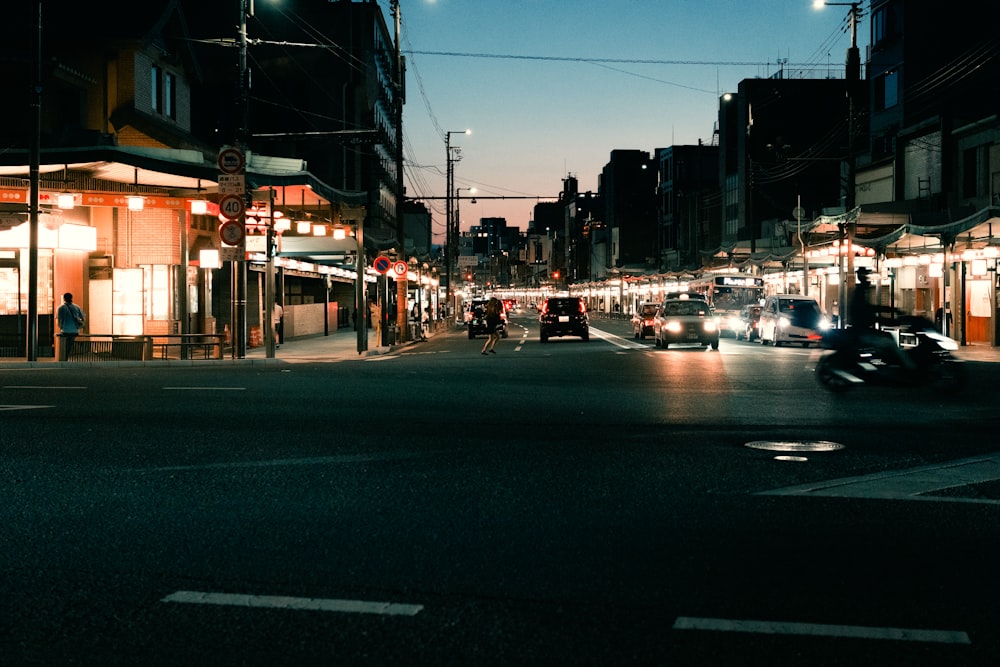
[394,0,869,243]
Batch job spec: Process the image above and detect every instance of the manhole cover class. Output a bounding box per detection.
[744,440,845,453]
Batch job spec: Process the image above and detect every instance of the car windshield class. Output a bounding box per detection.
[639,305,658,317]
[663,301,710,316]
[779,299,820,317]
[546,298,581,314]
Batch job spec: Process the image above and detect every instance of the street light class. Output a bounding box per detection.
[814,0,863,325]
[445,129,470,317]
[721,91,757,257]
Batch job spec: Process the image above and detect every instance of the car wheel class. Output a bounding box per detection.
[662,340,670,349]
[711,339,719,350]
[468,330,475,340]
[582,329,590,342]
[540,332,548,343]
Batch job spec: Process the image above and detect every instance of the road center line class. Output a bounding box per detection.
[2,385,86,389]
[673,616,971,644]
[161,590,423,616]
[162,387,246,390]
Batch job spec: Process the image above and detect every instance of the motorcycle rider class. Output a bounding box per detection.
[848,267,914,369]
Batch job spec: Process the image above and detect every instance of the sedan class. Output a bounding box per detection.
[653,298,720,350]
[631,302,659,340]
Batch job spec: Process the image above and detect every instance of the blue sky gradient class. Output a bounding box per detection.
[395,0,867,240]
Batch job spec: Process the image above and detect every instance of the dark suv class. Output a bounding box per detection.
[467,299,508,339]
[539,296,589,342]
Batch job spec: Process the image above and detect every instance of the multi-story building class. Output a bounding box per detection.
[600,150,658,272]
[657,144,720,271]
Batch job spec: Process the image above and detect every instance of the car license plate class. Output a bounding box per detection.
[687,333,698,339]
[558,315,570,322]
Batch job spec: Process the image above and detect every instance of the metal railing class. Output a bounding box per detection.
[64,335,152,362]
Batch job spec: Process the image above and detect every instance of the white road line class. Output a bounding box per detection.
[673,616,970,645]
[2,385,86,389]
[161,590,422,616]
[142,451,437,472]
[584,326,647,350]
[0,405,52,411]
[758,453,1000,505]
[162,387,246,390]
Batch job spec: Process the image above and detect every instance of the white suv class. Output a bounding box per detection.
[758,294,830,347]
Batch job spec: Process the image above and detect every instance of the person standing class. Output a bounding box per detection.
[272,301,284,348]
[480,297,502,355]
[56,292,85,360]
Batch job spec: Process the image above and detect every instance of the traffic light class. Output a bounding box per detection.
[551,270,561,280]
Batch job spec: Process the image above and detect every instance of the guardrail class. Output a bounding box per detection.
[57,333,225,362]
[151,334,225,360]
[63,335,152,362]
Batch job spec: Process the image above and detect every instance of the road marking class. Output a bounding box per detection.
[162,590,422,616]
[587,327,645,349]
[0,405,52,411]
[162,386,246,391]
[673,616,970,644]
[2,385,86,389]
[142,451,438,472]
[758,453,1000,505]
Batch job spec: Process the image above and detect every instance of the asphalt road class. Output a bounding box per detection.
[2,312,998,665]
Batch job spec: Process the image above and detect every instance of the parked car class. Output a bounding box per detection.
[631,302,659,340]
[539,296,589,342]
[653,297,719,349]
[467,299,508,339]
[758,294,830,347]
[734,304,763,342]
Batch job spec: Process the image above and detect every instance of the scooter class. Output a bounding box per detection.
[814,316,966,393]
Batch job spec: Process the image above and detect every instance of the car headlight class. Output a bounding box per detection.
[818,317,831,330]
[778,316,790,329]
[704,320,718,332]
[665,321,683,333]
[727,316,741,330]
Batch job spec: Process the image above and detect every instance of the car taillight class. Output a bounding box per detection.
[578,301,587,314]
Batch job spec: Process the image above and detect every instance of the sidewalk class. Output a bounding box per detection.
[245,326,410,363]
[0,326,423,369]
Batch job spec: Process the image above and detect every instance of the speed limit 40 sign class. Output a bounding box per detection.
[219,194,246,220]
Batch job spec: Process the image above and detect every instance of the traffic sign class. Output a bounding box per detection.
[219,220,245,246]
[219,194,246,220]
[218,147,245,175]
[218,174,246,195]
[373,255,391,274]
[392,260,409,278]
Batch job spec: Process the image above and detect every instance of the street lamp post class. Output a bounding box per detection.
[814,1,863,325]
[444,129,469,318]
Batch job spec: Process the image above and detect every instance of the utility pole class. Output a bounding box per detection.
[391,1,408,340]
[27,0,41,361]
[232,0,251,359]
